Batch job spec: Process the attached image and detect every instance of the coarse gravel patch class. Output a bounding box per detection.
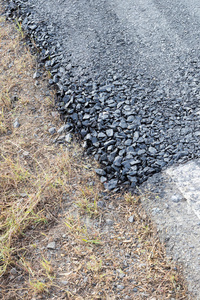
[3,0,200,191]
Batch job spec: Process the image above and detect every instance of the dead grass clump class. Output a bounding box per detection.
[0,140,72,274]
[0,9,75,294]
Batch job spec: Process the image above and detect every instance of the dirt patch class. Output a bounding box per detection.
[0,5,189,299]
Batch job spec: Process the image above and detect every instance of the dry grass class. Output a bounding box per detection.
[0,6,189,299]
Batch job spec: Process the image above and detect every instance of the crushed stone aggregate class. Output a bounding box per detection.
[3,0,200,190]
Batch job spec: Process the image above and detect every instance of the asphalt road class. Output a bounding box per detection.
[27,0,200,80]
[110,0,200,77]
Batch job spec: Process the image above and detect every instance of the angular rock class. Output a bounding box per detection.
[106,129,114,137]
[95,168,106,176]
[49,127,56,134]
[106,219,114,225]
[65,133,72,143]
[104,179,118,190]
[128,215,135,223]
[47,241,56,250]
[13,119,20,128]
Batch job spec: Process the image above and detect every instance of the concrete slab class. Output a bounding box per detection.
[141,161,200,299]
[167,160,200,220]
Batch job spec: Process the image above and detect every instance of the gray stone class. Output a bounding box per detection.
[138,149,146,155]
[171,194,182,203]
[23,151,29,156]
[49,127,56,134]
[128,215,135,223]
[97,200,105,208]
[194,131,200,137]
[117,285,124,290]
[104,179,118,190]
[106,219,114,226]
[33,71,40,79]
[106,129,114,137]
[100,176,107,183]
[113,156,122,167]
[149,146,157,155]
[119,272,125,278]
[152,207,161,215]
[98,132,106,138]
[130,159,141,165]
[57,125,68,134]
[134,131,139,140]
[20,193,27,197]
[61,280,68,285]
[47,241,56,250]
[13,119,20,128]
[83,113,91,120]
[65,133,72,143]
[95,168,106,176]
[10,268,18,275]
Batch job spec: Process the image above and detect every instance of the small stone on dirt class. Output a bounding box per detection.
[57,125,68,134]
[171,194,182,203]
[51,111,59,118]
[65,133,72,143]
[20,193,27,197]
[13,119,20,128]
[106,219,114,226]
[49,127,56,134]
[10,268,18,275]
[117,284,124,290]
[33,71,40,79]
[100,176,107,183]
[104,179,118,190]
[95,168,106,176]
[47,241,56,250]
[23,151,29,156]
[119,272,125,278]
[128,215,135,223]
[61,280,68,285]
[97,200,105,208]
[152,207,161,215]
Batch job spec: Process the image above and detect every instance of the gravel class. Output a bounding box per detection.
[4,0,200,190]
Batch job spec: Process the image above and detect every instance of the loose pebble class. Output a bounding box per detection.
[47,241,56,250]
